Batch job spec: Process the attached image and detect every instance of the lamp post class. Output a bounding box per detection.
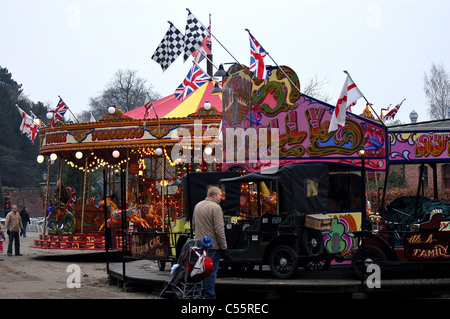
[357,144,367,286]
[358,144,367,231]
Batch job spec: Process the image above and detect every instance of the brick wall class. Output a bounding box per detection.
[5,187,47,218]
[403,163,449,191]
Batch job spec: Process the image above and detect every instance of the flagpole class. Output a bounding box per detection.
[195,50,220,74]
[343,71,384,125]
[144,92,159,120]
[192,60,221,85]
[188,13,216,76]
[143,91,161,135]
[187,8,241,66]
[58,96,80,123]
[245,29,302,96]
[165,20,220,73]
[150,94,159,121]
[207,13,213,77]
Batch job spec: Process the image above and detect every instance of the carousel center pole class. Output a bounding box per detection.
[161,154,165,232]
[43,159,51,234]
[103,167,110,273]
[81,157,88,235]
[58,159,63,200]
[120,165,127,281]
[126,150,129,207]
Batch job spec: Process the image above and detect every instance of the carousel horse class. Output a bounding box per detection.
[98,203,155,230]
[140,203,162,225]
[47,186,76,234]
[56,187,76,222]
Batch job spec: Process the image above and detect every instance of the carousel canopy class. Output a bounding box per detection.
[125,80,222,119]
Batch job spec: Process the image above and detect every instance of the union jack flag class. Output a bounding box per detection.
[51,98,69,127]
[381,99,405,121]
[174,64,209,101]
[249,33,267,80]
[28,112,40,142]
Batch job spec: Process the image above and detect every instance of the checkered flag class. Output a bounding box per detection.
[152,23,185,71]
[183,11,209,62]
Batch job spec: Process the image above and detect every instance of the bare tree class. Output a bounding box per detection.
[81,69,161,121]
[302,75,331,103]
[424,62,450,120]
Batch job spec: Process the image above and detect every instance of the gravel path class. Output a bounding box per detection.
[0,231,158,299]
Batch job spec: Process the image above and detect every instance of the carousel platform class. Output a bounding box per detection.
[30,233,122,250]
[108,259,450,299]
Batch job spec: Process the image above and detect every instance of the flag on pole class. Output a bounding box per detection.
[184,11,209,62]
[381,99,405,121]
[16,105,40,142]
[51,98,69,127]
[152,23,185,71]
[28,113,40,142]
[328,75,363,132]
[248,33,267,80]
[174,64,209,101]
[192,24,211,64]
[17,105,33,134]
[143,92,157,119]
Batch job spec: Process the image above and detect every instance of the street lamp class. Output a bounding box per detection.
[211,82,222,94]
[358,144,367,231]
[213,64,227,77]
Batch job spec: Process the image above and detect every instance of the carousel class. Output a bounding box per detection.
[31,61,390,261]
[31,79,223,255]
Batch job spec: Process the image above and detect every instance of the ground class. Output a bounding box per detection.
[0,231,158,299]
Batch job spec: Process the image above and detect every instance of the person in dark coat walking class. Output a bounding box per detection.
[20,206,30,237]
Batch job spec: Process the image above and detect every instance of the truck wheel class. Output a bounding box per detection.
[303,258,331,271]
[301,228,324,255]
[351,244,386,279]
[269,245,299,279]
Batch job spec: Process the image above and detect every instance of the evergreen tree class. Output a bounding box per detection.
[0,66,50,188]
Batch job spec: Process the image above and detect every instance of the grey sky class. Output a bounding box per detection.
[1,0,449,124]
